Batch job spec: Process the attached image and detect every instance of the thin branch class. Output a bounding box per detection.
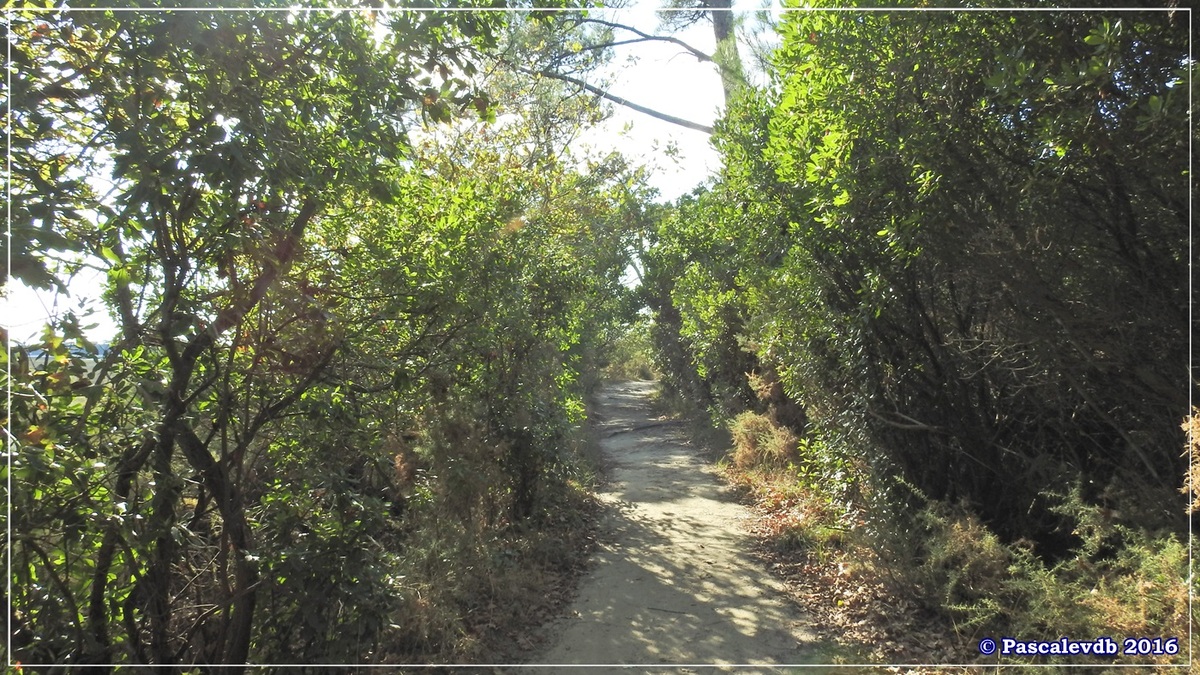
[577,17,714,63]
[527,68,714,135]
[866,406,942,432]
[577,37,685,53]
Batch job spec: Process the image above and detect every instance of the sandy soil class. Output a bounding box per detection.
[522,381,834,674]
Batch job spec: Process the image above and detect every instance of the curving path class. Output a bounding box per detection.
[524,381,832,674]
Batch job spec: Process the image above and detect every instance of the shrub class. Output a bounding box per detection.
[730,411,798,469]
[865,479,1190,664]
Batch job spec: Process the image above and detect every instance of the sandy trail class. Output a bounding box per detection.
[525,381,829,674]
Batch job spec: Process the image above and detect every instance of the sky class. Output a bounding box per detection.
[571,3,727,201]
[3,2,771,344]
[577,0,782,200]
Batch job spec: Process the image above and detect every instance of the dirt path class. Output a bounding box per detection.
[524,381,831,674]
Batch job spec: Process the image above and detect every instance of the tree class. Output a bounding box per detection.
[6,5,663,666]
[655,5,1190,550]
[658,0,744,104]
[486,2,758,135]
[6,6,506,667]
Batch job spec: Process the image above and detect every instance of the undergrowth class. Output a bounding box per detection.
[368,404,604,666]
[711,399,1195,670]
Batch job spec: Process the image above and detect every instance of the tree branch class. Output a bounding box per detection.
[576,17,714,63]
[528,68,714,135]
[204,198,320,343]
[174,422,258,668]
[866,406,942,432]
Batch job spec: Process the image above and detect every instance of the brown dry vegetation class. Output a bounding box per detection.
[702,398,1196,673]
[1181,408,1199,515]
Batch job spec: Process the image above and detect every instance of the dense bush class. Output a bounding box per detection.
[5,7,645,667]
[644,4,1191,657]
[649,4,1189,552]
[870,483,1189,658]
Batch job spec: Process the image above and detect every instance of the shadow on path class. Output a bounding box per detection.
[520,381,841,674]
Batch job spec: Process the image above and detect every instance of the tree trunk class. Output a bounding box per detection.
[705,0,743,106]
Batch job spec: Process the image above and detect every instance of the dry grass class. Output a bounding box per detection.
[1181,407,1199,513]
[729,411,799,469]
[716,413,1196,673]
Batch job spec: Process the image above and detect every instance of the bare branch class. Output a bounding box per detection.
[578,37,692,53]
[527,68,714,135]
[576,17,714,63]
